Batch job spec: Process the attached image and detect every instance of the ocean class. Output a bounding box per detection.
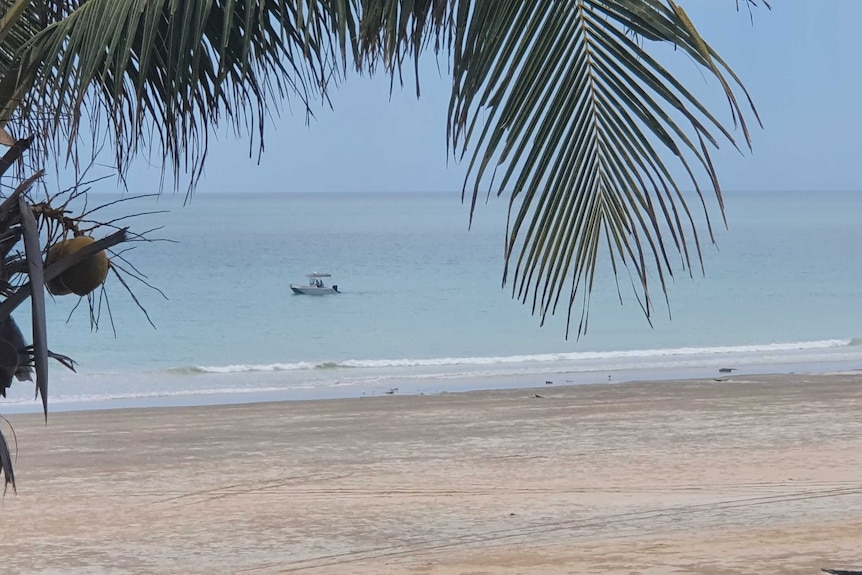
[3,189,862,413]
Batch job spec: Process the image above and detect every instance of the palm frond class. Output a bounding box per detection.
[11,0,344,192]
[347,0,453,95]
[0,417,16,494]
[17,190,48,416]
[442,0,760,337]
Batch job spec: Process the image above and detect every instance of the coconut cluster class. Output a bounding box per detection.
[45,236,109,296]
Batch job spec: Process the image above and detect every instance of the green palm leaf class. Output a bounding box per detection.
[444,0,761,337]
[10,0,344,189]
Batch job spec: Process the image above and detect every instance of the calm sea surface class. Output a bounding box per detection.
[3,190,862,412]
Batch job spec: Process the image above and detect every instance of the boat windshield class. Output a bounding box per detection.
[307,273,331,288]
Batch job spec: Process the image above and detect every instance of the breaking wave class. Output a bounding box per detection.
[178,338,853,375]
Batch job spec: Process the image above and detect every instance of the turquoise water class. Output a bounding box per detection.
[3,190,862,412]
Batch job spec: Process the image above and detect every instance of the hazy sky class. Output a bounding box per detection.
[128,2,862,195]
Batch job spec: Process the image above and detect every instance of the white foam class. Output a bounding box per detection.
[7,337,852,413]
[187,339,852,373]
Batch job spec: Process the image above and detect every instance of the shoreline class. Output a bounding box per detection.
[3,361,862,415]
[2,373,861,573]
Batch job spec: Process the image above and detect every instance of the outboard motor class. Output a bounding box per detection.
[333,285,338,292]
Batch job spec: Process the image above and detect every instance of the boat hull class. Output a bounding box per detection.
[290,285,338,295]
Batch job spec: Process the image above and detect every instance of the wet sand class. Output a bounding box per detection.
[1,373,861,574]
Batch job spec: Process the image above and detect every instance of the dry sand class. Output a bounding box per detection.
[0,374,861,574]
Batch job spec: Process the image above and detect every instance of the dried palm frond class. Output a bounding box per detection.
[0,415,16,494]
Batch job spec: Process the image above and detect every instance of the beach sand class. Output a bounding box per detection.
[0,374,861,574]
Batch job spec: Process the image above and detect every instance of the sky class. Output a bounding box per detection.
[119,2,862,196]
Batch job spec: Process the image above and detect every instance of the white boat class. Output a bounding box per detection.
[290,272,339,295]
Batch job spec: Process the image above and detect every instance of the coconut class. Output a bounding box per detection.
[45,236,109,296]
